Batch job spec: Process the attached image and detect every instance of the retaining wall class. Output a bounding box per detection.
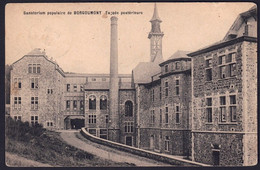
[80,128,210,166]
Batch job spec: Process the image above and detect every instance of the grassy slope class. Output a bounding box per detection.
[6,152,52,167]
[5,117,133,167]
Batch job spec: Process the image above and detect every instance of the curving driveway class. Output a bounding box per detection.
[60,130,172,167]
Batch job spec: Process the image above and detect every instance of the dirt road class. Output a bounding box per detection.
[60,130,172,167]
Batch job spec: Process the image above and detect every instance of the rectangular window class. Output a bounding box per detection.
[150,110,155,125]
[28,64,32,73]
[28,64,40,73]
[226,53,236,63]
[73,85,77,92]
[66,84,70,92]
[219,53,236,78]
[228,63,236,77]
[206,68,212,81]
[219,55,225,65]
[100,129,108,139]
[220,66,226,79]
[92,78,96,81]
[165,136,170,151]
[152,89,155,102]
[165,65,169,73]
[47,89,53,94]
[80,85,84,92]
[176,77,180,95]
[165,81,168,97]
[80,100,84,110]
[206,98,213,123]
[165,106,169,124]
[31,78,39,89]
[37,64,41,73]
[124,121,134,133]
[14,116,21,121]
[31,97,38,110]
[73,100,77,110]
[160,109,162,125]
[89,113,96,124]
[205,59,212,68]
[31,116,38,126]
[88,129,97,136]
[176,105,180,123]
[230,95,237,122]
[14,97,21,110]
[47,121,53,127]
[159,87,162,100]
[14,78,22,89]
[220,96,226,122]
[106,115,109,124]
[66,100,70,110]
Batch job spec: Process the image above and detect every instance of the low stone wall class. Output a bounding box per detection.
[80,128,210,166]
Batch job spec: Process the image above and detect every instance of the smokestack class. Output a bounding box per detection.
[108,16,119,142]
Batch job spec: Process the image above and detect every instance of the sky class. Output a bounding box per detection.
[5,2,255,74]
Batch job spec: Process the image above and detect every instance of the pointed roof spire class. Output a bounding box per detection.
[150,3,162,22]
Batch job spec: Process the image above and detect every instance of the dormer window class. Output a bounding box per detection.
[165,65,169,73]
[175,62,180,70]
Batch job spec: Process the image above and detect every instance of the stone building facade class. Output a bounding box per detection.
[188,6,257,166]
[10,52,65,130]
[9,4,257,166]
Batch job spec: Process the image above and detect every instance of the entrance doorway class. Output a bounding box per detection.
[70,119,85,129]
[212,150,220,165]
[126,136,133,146]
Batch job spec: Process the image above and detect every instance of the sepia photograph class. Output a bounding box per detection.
[5,2,257,167]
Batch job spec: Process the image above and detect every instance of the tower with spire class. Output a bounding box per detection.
[148,3,164,63]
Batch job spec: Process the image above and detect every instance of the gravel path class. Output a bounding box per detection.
[60,131,172,167]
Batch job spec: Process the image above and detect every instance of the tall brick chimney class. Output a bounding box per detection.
[108,16,120,142]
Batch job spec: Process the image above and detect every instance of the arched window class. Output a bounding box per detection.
[89,95,96,110]
[100,95,107,110]
[125,101,133,117]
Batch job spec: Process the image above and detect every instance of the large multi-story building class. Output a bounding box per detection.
[188,5,257,166]
[9,4,257,166]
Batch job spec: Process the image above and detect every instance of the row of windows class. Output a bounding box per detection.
[151,104,181,125]
[13,97,39,110]
[88,95,134,117]
[88,128,108,139]
[164,62,182,73]
[14,78,55,95]
[13,77,39,89]
[151,78,180,102]
[88,114,109,124]
[205,52,236,81]
[66,100,84,110]
[28,64,40,74]
[88,95,108,110]
[66,84,84,92]
[13,115,53,127]
[206,95,237,123]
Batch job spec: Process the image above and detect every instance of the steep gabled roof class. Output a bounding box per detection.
[223,5,257,41]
